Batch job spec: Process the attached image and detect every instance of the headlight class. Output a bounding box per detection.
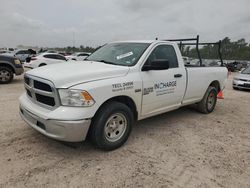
[58,89,95,107]
[234,77,240,81]
[14,59,21,65]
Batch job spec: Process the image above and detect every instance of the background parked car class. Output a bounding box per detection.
[24,53,67,69]
[0,50,10,54]
[13,49,31,62]
[66,52,91,61]
[11,49,36,62]
[226,61,243,72]
[182,56,191,65]
[0,55,24,84]
[233,66,250,90]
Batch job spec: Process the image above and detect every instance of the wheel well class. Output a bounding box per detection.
[39,63,46,67]
[0,63,15,73]
[209,80,221,92]
[97,96,138,120]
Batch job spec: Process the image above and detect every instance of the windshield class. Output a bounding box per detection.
[86,42,150,66]
[242,66,250,74]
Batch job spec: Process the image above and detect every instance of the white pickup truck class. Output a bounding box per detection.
[19,40,228,150]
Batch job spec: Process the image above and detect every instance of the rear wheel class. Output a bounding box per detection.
[197,86,217,114]
[90,101,134,151]
[0,66,14,84]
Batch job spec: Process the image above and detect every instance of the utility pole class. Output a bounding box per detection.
[73,32,75,47]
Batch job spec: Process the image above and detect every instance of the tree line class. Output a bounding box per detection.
[34,37,250,60]
[181,37,250,61]
[52,45,101,53]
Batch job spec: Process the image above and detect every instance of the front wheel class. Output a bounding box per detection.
[0,66,14,84]
[90,101,134,151]
[197,86,218,114]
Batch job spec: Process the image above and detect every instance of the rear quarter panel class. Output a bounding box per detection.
[182,67,228,105]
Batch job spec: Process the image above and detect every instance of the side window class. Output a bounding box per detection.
[16,50,24,55]
[44,54,57,59]
[78,53,89,57]
[24,50,30,54]
[56,55,66,60]
[26,50,32,54]
[146,45,178,68]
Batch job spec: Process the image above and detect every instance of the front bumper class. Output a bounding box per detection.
[19,94,92,142]
[233,80,250,90]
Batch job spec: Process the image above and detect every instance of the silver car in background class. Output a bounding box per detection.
[233,66,250,90]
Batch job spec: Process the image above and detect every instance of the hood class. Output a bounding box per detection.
[26,61,130,88]
[234,73,250,80]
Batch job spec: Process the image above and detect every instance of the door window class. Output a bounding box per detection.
[56,55,66,60]
[146,45,178,68]
[44,54,65,60]
[16,50,25,55]
[44,54,56,59]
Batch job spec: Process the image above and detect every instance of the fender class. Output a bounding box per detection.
[0,61,16,73]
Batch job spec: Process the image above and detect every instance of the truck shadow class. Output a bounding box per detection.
[52,106,199,151]
[135,106,198,128]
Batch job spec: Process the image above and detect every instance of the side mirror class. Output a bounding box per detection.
[142,59,169,71]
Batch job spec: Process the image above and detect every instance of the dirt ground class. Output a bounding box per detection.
[0,72,249,188]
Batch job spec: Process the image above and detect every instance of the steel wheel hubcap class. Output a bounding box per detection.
[0,70,11,81]
[104,113,127,142]
[207,92,215,110]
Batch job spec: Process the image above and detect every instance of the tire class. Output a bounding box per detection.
[39,63,46,67]
[90,101,134,151]
[197,86,218,114]
[0,66,14,84]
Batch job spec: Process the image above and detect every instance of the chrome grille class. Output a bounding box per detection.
[24,75,59,109]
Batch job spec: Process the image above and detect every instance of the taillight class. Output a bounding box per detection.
[31,57,37,61]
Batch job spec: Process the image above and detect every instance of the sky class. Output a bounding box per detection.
[0,0,250,48]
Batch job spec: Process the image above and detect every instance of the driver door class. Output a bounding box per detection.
[140,44,186,118]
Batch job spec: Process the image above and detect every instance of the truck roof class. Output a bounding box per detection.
[110,40,173,44]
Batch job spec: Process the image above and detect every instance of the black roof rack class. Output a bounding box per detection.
[163,35,223,66]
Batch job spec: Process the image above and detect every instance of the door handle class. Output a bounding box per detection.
[174,74,182,78]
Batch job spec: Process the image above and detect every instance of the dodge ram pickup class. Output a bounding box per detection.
[19,39,228,150]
